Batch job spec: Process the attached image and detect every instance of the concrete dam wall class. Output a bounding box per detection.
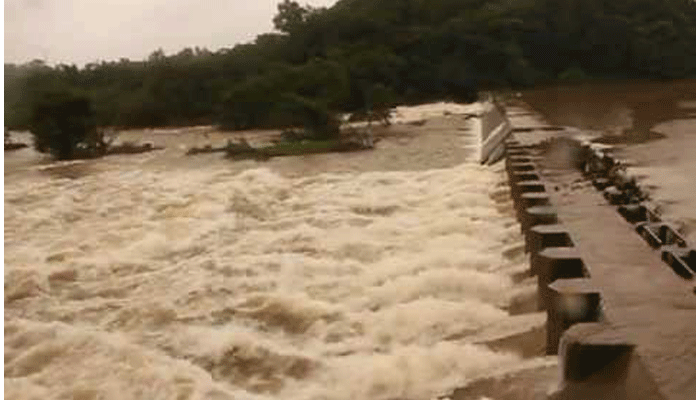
[480,100,696,400]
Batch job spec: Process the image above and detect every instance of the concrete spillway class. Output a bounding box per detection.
[484,100,696,400]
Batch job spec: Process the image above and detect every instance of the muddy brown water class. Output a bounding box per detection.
[4,84,693,399]
[514,79,696,243]
[5,107,562,400]
[517,79,695,145]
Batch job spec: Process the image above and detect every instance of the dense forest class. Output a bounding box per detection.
[5,0,696,133]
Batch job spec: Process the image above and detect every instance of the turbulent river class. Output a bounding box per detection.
[5,103,553,400]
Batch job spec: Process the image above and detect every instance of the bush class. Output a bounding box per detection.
[28,91,102,160]
[278,94,340,140]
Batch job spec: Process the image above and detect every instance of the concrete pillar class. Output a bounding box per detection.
[546,278,601,355]
[507,160,537,172]
[551,323,664,400]
[635,222,685,249]
[507,164,537,183]
[617,204,652,224]
[527,225,573,275]
[506,155,535,170]
[505,148,529,158]
[521,205,558,234]
[509,171,540,199]
[660,246,695,279]
[506,144,530,152]
[518,192,550,222]
[536,247,587,311]
[505,138,521,148]
[513,180,546,204]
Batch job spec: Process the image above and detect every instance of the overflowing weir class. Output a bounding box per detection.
[4,99,693,399]
[480,100,696,400]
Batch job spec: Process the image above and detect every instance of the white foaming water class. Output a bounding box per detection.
[342,102,485,128]
[390,102,485,125]
[5,106,544,400]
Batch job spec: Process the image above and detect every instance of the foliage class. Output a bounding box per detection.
[4,0,695,134]
[27,90,103,160]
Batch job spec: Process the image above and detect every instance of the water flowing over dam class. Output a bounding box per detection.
[5,104,557,400]
[5,79,694,399]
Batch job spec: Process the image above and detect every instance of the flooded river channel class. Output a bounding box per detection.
[4,79,694,400]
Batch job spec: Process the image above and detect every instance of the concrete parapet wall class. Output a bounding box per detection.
[479,102,512,164]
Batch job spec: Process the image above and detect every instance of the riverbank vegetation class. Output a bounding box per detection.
[5,0,695,158]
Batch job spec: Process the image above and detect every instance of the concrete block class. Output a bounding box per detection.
[552,323,666,400]
[506,155,536,170]
[536,247,587,311]
[546,278,601,355]
[509,170,540,200]
[507,159,537,170]
[505,148,529,158]
[584,153,614,178]
[635,222,687,249]
[522,205,558,234]
[505,138,522,148]
[513,179,546,204]
[617,204,661,224]
[518,192,551,223]
[603,186,627,205]
[506,167,540,188]
[660,246,695,279]
[527,224,573,275]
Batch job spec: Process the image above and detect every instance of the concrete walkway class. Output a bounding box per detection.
[506,101,695,400]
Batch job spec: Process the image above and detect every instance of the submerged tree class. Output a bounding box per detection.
[28,91,105,160]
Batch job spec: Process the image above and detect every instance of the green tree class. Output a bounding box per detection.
[273,0,313,34]
[28,90,101,160]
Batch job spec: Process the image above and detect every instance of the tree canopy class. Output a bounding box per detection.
[5,0,695,134]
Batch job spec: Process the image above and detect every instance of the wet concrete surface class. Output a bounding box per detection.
[504,79,696,245]
[506,101,695,400]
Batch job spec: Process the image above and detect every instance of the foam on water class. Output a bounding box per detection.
[5,134,544,399]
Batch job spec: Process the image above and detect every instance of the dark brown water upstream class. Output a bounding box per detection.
[517,79,696,243]
[518,79,695,145]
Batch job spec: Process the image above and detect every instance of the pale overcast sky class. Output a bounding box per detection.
[5,0,337,66]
